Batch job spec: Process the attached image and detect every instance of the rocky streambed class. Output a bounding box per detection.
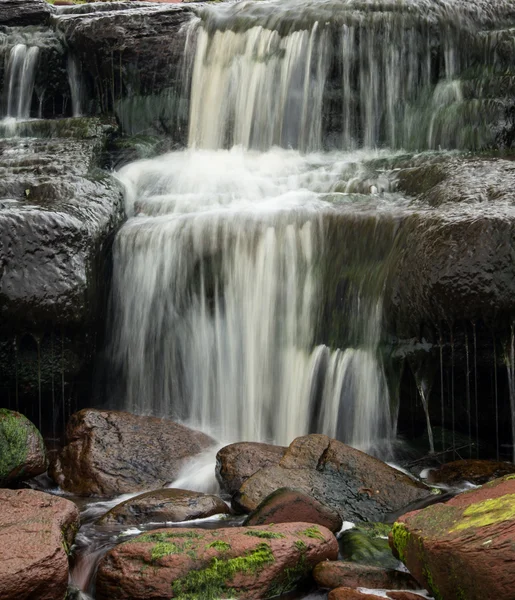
[2,407,515,599]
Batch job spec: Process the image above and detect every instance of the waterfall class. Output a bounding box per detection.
[67,55,83,117]
[112,148,394,452]
[3,44,39,119]
[110,0,507,455]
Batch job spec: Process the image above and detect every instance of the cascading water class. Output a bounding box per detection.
[3,43,39,119]
[109,0,515,458]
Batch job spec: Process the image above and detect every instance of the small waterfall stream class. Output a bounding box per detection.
[3,44,39,119]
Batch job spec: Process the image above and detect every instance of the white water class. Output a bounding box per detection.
[3,44,39,119]
[112,147,394,453]
[67,55,83,117]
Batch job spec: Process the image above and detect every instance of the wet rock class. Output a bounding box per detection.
[427,459,515,486]
[50,409,214,496]
[0,488,79,600]
[0,409,47,486]
[96,522,338,599]
[390,475,515,600]
[55,3,194,133]
[244,487,342,533]
[329,588,384,600]
[100,488,230,525]
[216,441,286,497]
[0,122,123,432]
[339,523,399,569]
[313,561,419,591]
[386,593,428,600]
[0,0,53,26]
[235,435,431,522]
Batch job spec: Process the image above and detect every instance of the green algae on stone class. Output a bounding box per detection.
[171,542,275,600]
[301,526,325,541]
[450,494,515,532]
[0,409,44,484]
[391,522,411,563]
[151,541,182,561]
[206,541,232,551]
[244,530,285,539]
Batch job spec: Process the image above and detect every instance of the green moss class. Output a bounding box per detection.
[151,542,181,561]
[300,526,325,541]
[340,523,398,569]
[0,410,30,482]
[206,541,231,551]
[450,494,515,531]
[267,550,310,596]
[172,542,274,600]
[294,540,307,551]
[391,522,410,563]
[134,531,201,544]
[423,564,443,600]
[244,530,285,539]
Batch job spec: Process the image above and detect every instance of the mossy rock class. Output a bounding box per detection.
[0,409,47,485]
[339,523,399,569]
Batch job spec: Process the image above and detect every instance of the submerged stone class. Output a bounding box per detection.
[313,561,419,591]
[339,523,399,569]
[427,459,515,486]
[100,488,231,525]
[95,522,338,599]
[390,475,515,600]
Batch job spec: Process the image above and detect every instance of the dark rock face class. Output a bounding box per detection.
[244,487,342,533]
[0,0,53,26]
[0,409,47,485]
[235,435,431,522]
[54,3,195,135]
[427,459,515,486]
[50,409,214,496]
[390,475,515,600]
[0,119,123,432]
[216,442,286,498]
[96,522,338,600]
[100,488,231,526]
[313,561,419,591]
[0,488,79,600]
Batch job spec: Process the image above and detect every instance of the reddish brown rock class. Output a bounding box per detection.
[386,592,428,600]
[96,522,338,600]
[244,487,342,532]
[0,489,80,600]
[427,459,515,486]
[313,561,419,591]
[216,442,286,497]
[0,409,47,486]
[100,488,230,525]
[49,409,213,496]
[390,475,515,600]
[329,588,383,600]
[236,435,431,522]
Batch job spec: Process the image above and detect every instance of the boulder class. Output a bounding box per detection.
[313,561,419,591]
[96,522,338,599]
[216,442,286,497]
[390,475,515,600]
[0,0,53,26]
[100,488,230,525]
[244,487,342,533]
[0,489,79,600]
[339,523,399,569]
[50,409,213,496]
[427,459,515,486]
[235,435,431,522]
[0,409,47,485]
[0,120,124,432]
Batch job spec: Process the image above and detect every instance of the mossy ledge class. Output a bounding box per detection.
[171,542,275,600]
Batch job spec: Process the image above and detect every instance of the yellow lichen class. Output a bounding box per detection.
[450,494,515,532]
